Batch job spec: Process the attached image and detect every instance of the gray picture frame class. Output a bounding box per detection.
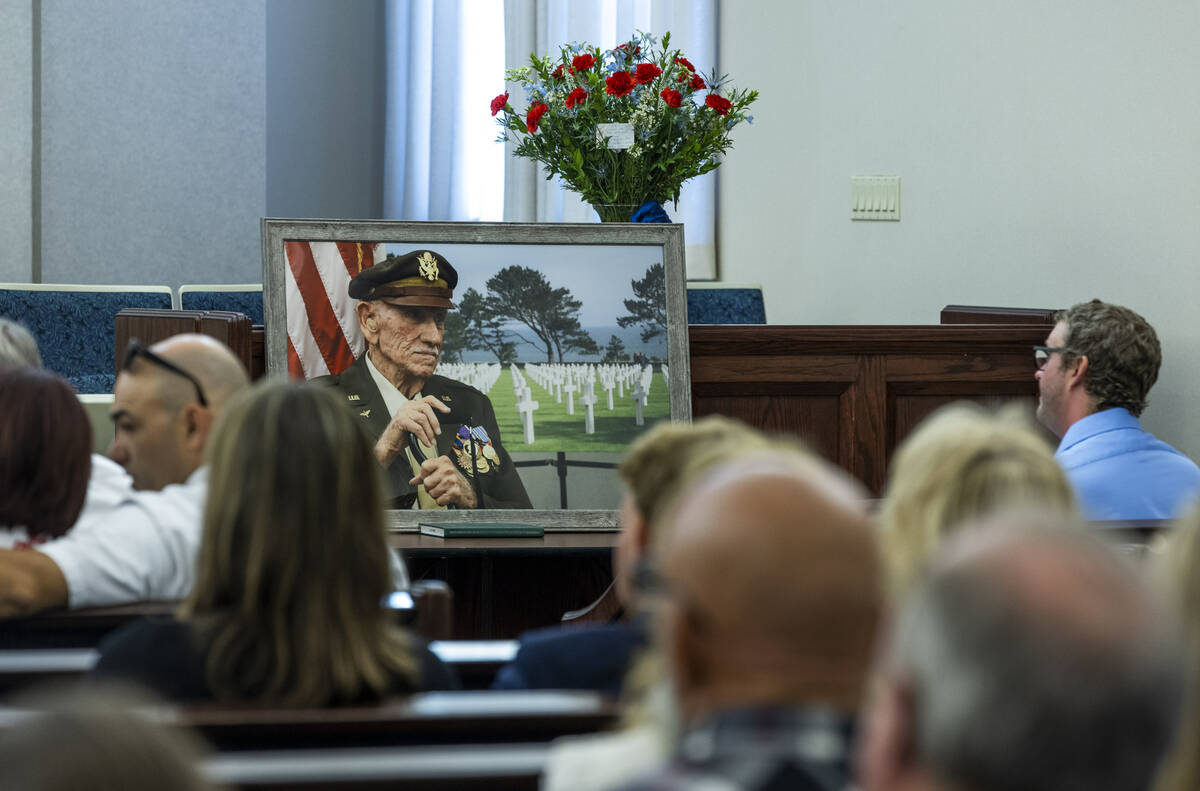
[260,219,692,530]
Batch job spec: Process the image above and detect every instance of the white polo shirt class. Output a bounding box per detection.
[39,466,208,607]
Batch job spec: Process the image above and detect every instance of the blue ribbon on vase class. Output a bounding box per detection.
[632,201,671,223]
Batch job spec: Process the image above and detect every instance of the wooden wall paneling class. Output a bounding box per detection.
[692,382,848,466]
[850,355,887,492]
[688,325,1052,494]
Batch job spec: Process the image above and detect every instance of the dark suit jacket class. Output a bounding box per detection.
[491,618,649,696]
[314,355,532,509]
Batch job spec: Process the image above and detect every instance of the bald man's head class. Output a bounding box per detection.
[859,523,1183,791]
[109,334,250,490]
[658,450,881,719]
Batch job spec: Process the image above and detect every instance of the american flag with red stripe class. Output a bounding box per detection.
[285,241,387,379]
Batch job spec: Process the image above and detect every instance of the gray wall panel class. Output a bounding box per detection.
[0,0,33,281]
[266,0,386,221]
[40,0,266,286]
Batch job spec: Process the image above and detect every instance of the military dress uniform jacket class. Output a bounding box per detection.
[314,355,532,510]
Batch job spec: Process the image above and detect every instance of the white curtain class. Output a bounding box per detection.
[502,0,719,279]
[384,0,506,221]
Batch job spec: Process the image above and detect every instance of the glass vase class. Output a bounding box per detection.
[591,203,642,223]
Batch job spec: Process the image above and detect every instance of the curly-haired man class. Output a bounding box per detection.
[1034,299,1200,520]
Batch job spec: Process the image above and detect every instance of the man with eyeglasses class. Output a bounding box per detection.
[0,334,249,617]
[315,249,531,510]
[1034,299,1200,520]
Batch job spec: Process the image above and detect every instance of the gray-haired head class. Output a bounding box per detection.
[0,318,42,369]
[882,520,1183,791]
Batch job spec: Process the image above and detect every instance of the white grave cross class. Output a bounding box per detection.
[516,394,539,444]
[580,386,598,434]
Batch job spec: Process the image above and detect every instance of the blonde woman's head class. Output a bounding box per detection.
[878,402,1078,598]
[185,379,414,705]
[614,416,775,608]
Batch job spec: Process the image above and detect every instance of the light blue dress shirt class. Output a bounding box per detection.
[1056,407,1200,521]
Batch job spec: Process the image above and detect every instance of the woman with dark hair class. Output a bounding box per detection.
[0,367,92,546]
[92,380,454,705]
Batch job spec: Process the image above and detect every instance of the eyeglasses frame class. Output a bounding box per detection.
[1032,345,1070,371]
[121,339,209,408]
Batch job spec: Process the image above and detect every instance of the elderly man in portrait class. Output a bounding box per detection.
[857,519,1184,791]
[316,250,531,510]
[1034,298,1200,519]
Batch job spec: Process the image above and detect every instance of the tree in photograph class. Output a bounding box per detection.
[484,266,597,363]
[616,263,666,343]
[602,334,627,363]
[457,287,518,365]
[440,311,467,363]
[548,312,600,361]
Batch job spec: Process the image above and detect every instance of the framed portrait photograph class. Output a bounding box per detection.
[261,220,691,529]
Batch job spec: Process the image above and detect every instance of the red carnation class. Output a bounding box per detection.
[689,73,706,91]
[490,92,509,116]
[660,88,683,108]
[565,87,588,108]
[605,70,635,97]
[674,56,695,72]
[572,53,596,73]
[705,93,732,116]
[526,101,549,132]
[616,43,642,57]
[634,63,662,85]
[551,64,564,79]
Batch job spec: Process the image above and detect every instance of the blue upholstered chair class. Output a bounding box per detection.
[686,283,767,324]
[177,284,264,325]
[0,283,173,393]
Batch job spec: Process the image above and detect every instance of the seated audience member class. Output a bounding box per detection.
[1034,299,1200,519]
[92,381,454,705]
[1151,504,1200,791]
[540,426,783,791]
[617,448,882,791]
[0,686,215,791]
[858,521,1184,791]
[0,367,91,548]
[877,402,1078,598]
[0,319,135,533]
[493,416,767,695]
[0,334,250,617]
[0,316,42,369]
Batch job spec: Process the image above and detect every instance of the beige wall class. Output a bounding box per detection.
[717,1,1200,458]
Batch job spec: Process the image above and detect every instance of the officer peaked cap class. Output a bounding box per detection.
[348,250,458,308]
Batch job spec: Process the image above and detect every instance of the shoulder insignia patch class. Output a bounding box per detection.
[441,395,452,402]
[347,394,361,401]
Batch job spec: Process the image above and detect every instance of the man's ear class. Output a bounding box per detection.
[357,301,378,343]
[1066,354,1089,391]
[181,403,214,453]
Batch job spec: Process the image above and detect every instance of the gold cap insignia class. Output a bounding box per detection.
[417,252,439,282]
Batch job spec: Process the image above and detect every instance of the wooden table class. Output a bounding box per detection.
[390,531,619,640]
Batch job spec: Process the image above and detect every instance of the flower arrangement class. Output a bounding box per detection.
[491,32,758,222]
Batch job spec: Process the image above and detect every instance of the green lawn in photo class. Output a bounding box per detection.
[487,367,670,452]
